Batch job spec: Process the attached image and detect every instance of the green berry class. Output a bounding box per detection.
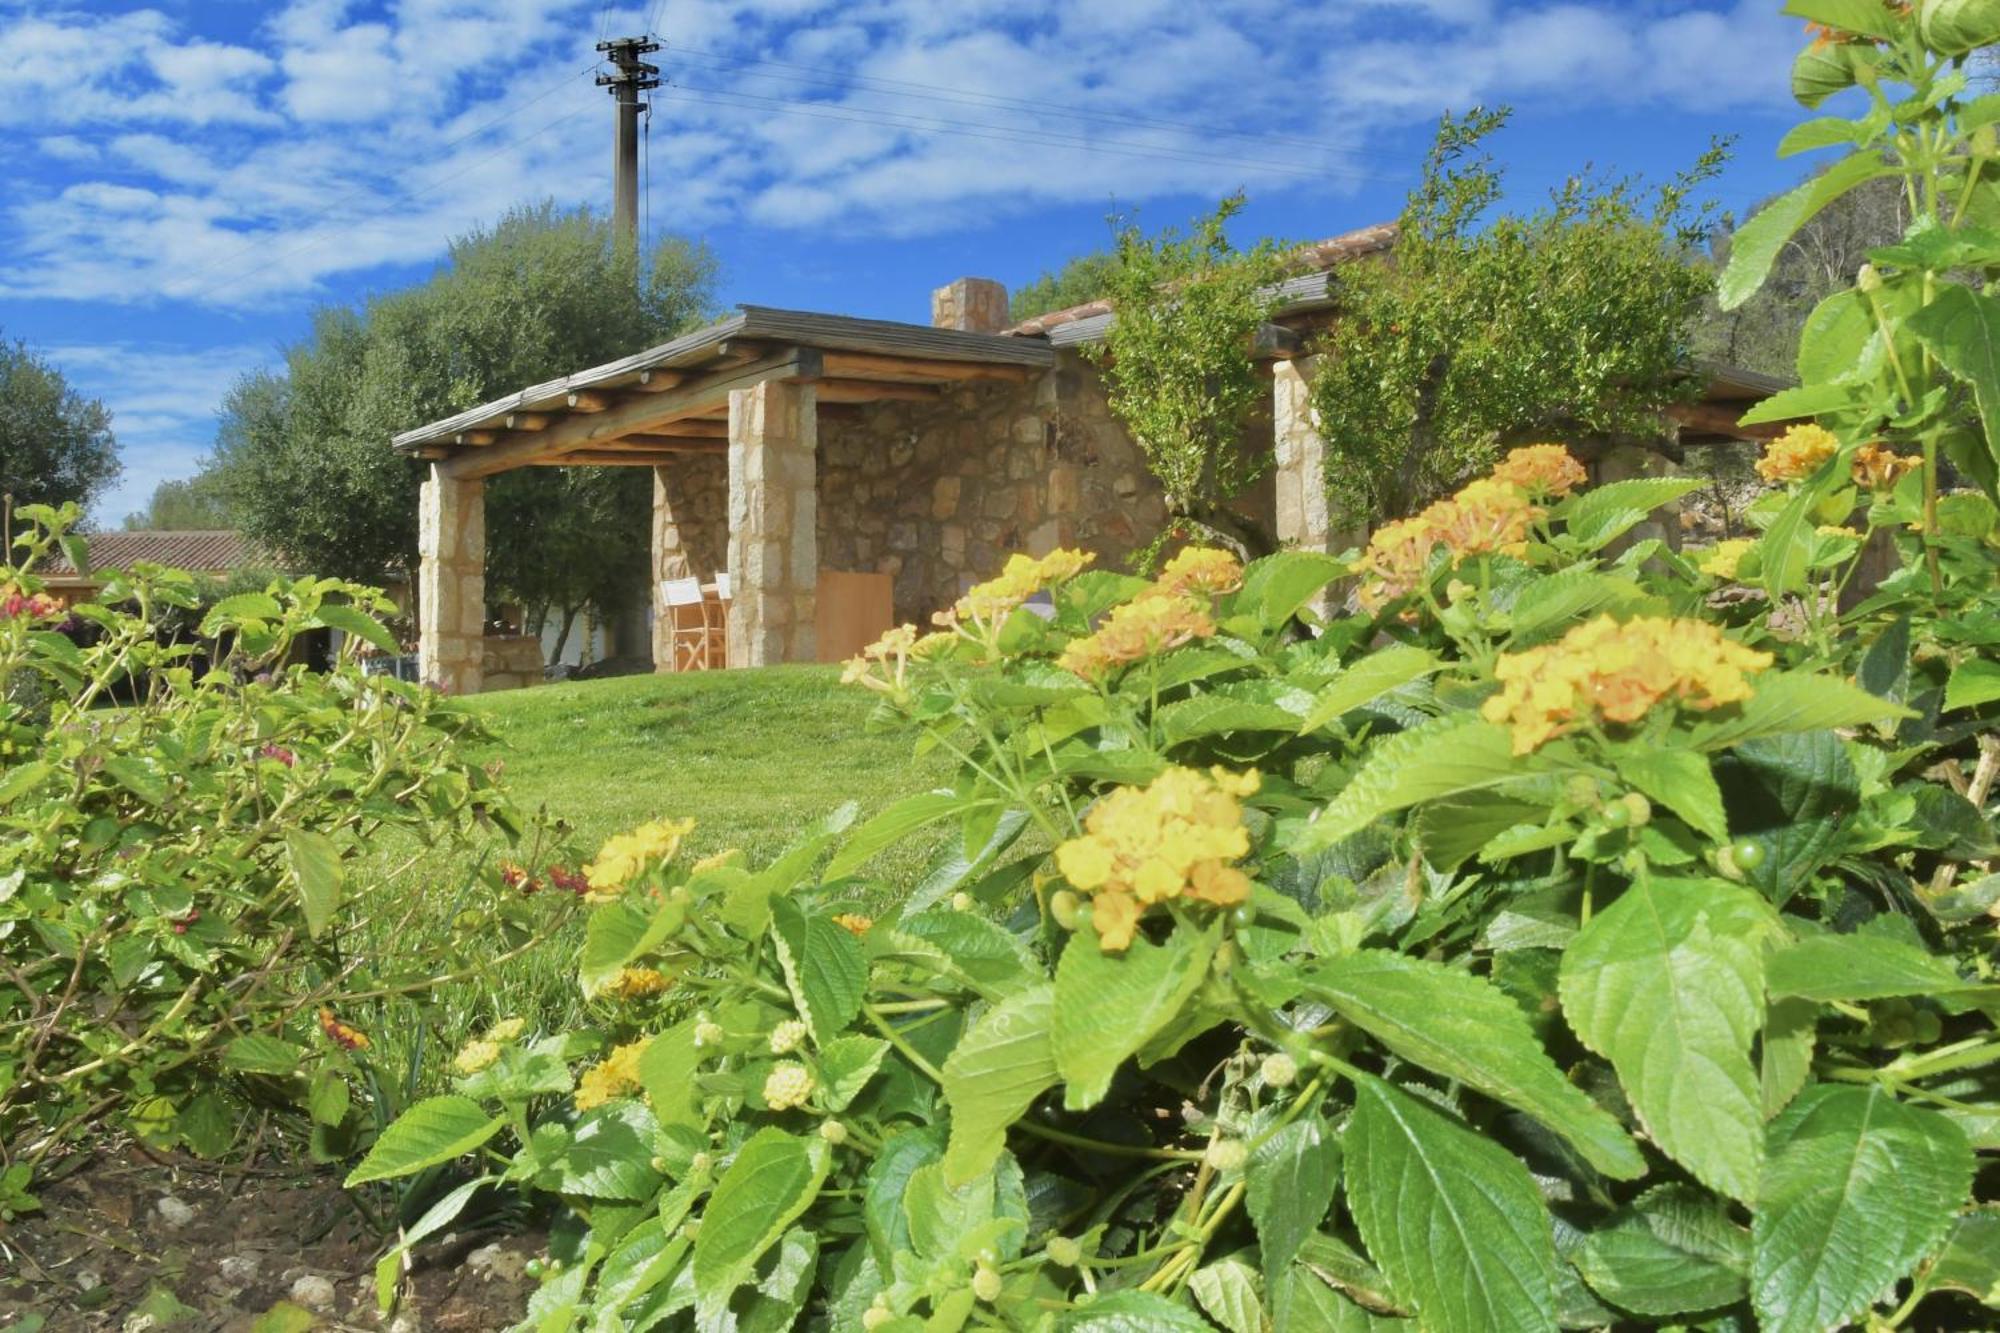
[1730,839,1767,871]
[1261,1052,1299,1088]
[1204,1139,1247,1172]
[1601,800,1631,830]
[1621,793,1652,828]
[972,1263,1003,1303]
[1049,889,1082,930]
[1046,1236,1082,1268]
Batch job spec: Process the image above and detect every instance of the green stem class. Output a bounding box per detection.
[1014,1119,1204,1162]
[863,1005,945,1083]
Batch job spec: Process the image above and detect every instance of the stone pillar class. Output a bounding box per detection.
[1591,441,1683,554]
[418,465,484,695]
[1272,357,1346,620]
[727,379,818,667]
[931,277,1010,333]
[652,464,694,672]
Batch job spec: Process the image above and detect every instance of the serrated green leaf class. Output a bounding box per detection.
[0,760,51,807]
[940,983,1056,1185]
[1782,0,1902,39]
[284,828,342,939]
[345,1095,502,1185]
[1613,747,1729,841]
[1762,997,1818,1121]
[824,790,977,881]
[1309,951,1643,1178]
[1238,549,1347,629]
[1928,1208,2000,1306]
[1502,568,1647,643]
[1766,931,1974,1001]
[1691,670,1908,750]
[1056,1289,1215,1331]
[771,896,867,1044]
[1752,1084,1973,1333]
[1946,657,2000,711]
[200,591,282,635]
[1719,151,1890,309]
[1189,1257,1263,1333]
[863,1126,943,1267]
[223,1034,308,1076]
[104,755,169,806]
[691,1128,828,1309]
[1557,478,1704,550]
[315,602,400,656]
[1246,1119,1342,1273]
[1777,115,1870,157]
[1344,1075,1560,1333]
[816,1034,889,1111]
[1907,283,2000,487]
[1052,924,1210,1110]
[308,1068,349,1127]
[1572,1185,1749,1317]
[557,1102,662,1199]
[1559,876,1776,1201]
[1298,645,1440,734]
[1299,717,1536,852]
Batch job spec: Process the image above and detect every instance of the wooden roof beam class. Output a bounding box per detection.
[567,391,614,413]
[1669,401,1782,442]
[441,348,821,479]
[537,451,708,466]
[505,412,552,431]
[819,351,1036,383]
[812,379,941,404]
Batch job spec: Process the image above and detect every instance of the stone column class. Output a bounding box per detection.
[1272,357,1345,620]
[418,465,484,695]
[1591,441,1683,554]
[931,277,1010,333]
[651,464,694,672]
[727,379,818,667]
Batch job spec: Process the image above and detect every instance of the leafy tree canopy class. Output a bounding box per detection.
[206,203,719,641]
[1310,108,1725,523]
[122,474,235,531]
[0,334,119,514]
[1010,248,1121,322]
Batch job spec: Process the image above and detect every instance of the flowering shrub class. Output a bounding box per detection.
[0,505,542,1176]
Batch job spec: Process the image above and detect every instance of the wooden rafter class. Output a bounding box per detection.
[819,351,1034,383]
[1669,401,1782,443]
[812,379,940,404]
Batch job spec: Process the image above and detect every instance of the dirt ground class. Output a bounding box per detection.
[0,1146,537,1331]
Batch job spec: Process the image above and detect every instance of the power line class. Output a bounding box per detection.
[654,81,1386,184]
[663,42,1403,164]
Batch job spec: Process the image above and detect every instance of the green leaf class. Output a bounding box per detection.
[1777,115,1871,157]
[636,1019,701,1128]
[103,755,169,806]
[1299,717,1537,852]
[863,1127,943,1267]
[0,760,51,807]
[1298,645,1440,734]
[1751,1084,1974,1333]
[741,1227,817,1333]
[1766,931,1974,1001]
[1782,0,1902,39]
[824,790,976,881]
[1572,1185,1749,1318]
[940,983,1057,1185]
[1056,1289,1215,1331]
[344,1095,502,1185]
[902,1161,996,1262]
[1946,657,2000,711]
[1344,1075,1560,1333]
[1929,1209,2000,1306]
[1613,748,1728,842]
[1159,690,1309,745]
[1189,1257,1264,1333]
[1720,151,1890,309]
[199,591,282,635]
[1418,790,1555,871]
[1238,549,1347,628]
[771,896,868,1045]
[1792,38,1864,107]
[1501,568,1646,643]
[1307,951,1643,1179]
[283,828,343,940]
[1907,283,2000,484]
[1735,379,1867,426]
[1556,478,1704,550]
[1690,670,1908,750]
[223,1035,308,1077]
[308,1068,349,1127]
[314,602,400,656]
[1052,924,1211,1110]
[691,1128,829,1309]
[1246,1119,1342,1273]
[1559,876,1776,1202]
[1763,997,1818,1121]
[577,900,647,999]
[557,1103,663,1199]
[1918,0,2000,54]
[815,1034,889,1111]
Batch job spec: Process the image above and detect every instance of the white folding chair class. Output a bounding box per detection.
[662,577,711,671]
[707,571,732,669]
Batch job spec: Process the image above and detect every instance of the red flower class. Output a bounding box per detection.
[318,1007,370,1051]
[547,865,589,897]
[258,744,296,767]
[500,861,542,895]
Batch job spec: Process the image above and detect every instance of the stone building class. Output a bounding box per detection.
[392,224,1780,694]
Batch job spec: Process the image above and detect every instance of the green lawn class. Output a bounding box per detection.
[358,665,952,1076]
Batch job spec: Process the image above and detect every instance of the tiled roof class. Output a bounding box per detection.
[1003,221,1399,338]
[44,530,266,578]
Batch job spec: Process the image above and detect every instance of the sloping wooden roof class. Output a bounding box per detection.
[392,304,1055,468]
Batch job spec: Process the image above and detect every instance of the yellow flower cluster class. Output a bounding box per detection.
[940,549,1095,627]
[1154,547,1245,597]
[606,967,670,1000]
[1755,423,1840,484]
[763,1061,815,1111]
[584,817,696,898]
[1482,615,1775,754]
[832,912,874,936]
[454,1040,501,1075]
[1057,591,1217,680]
[1354,449,1566,612]
[1488,443,1589,499]
[1850,443,1918,492]
[1053,766,1259,951]
[575,1039,650,1111]
[1698,538,1757,581]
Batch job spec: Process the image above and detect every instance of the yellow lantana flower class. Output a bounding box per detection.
[941,549,1095,627]
[1481,615,1775,754]
[842,623,920,694]
[1354,455,1555,612]
[1057,592,1215,680]
[1851,443,1918,491]
[763,1062,815,1111]
[1756,423,1840,484]
[575,1039,650,1111]
[605,967,670,1000]
[584,817,696,898]
[1053,766,1259,951]
[1488,444,1589,499]
[1154,547,1245,597]
[1698,538,1757,580]
[454,1040,501,1075]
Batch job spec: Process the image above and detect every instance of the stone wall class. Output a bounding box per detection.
[481,633,544,690]
[417,469,484,694]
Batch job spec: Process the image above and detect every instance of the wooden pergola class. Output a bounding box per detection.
[393,305,1054,692]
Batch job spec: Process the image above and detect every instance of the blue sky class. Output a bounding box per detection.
[1,0,1817,524]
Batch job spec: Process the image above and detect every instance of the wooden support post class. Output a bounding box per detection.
[418,464,485,694]
[726,379,818,667]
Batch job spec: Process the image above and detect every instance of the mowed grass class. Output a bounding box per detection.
[355,665,953,1079]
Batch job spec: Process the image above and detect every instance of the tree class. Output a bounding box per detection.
[1011,248,1121,321]
[122,475,234,530]
[0,335,119,514]
[1088,195,1288,559]
[1310,109,1724,523]
[207,203,720,657]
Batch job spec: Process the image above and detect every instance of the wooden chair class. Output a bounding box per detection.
[662,577,711,671]
[706,572,731,669]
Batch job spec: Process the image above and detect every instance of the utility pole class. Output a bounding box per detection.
[596,35,661,247]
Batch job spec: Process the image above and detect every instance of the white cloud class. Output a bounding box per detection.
[0,9,272,127]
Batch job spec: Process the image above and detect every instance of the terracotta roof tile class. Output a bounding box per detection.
[1003,221,1399,337]
[43,530,268,578]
